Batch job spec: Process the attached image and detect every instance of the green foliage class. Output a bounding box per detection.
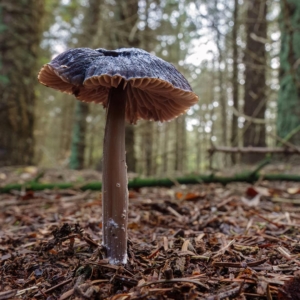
[277,0,300,143]
[0,75,9,85]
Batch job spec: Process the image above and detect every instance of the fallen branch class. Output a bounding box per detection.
[2,171,300,193]
[208,146,300,154]
[268,132,300,152]
[231,106,266,124]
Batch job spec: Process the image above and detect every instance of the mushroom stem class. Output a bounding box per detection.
[102,82,128,264]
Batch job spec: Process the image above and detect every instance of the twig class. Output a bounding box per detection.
[212,239,235,258]
[281,124,300,143]
[0,290,17,300]
[83,235,100,247]
[16,285,40,297]
[44,278,73,294]
[191,255,210,260]
[272,197,300,204]
[231,105,266,124]
[213,258,267,268]
[205,283,250,300]
[268,132,300,152]
[59,280,109,300]
[208,146,300,154]
[140,278,209,290]
[252,211,284,228]
[167,206,183,221]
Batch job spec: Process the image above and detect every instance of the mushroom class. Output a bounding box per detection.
[38,47,198,264]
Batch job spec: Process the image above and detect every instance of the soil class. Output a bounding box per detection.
[1,168,300,299]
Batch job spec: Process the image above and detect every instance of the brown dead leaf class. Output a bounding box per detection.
[278,276,300,300]
[175,191,204,201]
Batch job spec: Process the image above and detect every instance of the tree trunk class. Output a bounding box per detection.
[59,98,74,163]
[108,0,140,173]
[141,0,154,176]
[277,0,300,145]
[125,125,136,172]
[144,122,153,176]
[181,115,187,173]
[70,105,90,170]
[216,42,227,148]
[69,101,89,169]
[174,119,180,172]
[174,116,186,173]
[69,0,102,169]
[163,123,169,174]
[152,124,160,175]
[231,0,239,164]
[0,0,44,166]
[242,0,267,163]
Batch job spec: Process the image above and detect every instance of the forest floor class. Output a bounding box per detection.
[1,168,300,299]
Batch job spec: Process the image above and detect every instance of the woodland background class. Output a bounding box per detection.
[0,0,299,177]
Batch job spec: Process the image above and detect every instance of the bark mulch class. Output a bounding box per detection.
[1,181,300,299]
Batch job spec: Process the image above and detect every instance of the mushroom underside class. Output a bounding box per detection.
[38,66,198,123]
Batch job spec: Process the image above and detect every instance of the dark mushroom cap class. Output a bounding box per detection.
[38,48,198,123]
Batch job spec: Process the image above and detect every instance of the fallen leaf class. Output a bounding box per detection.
[287,187,300,195]
[246,186,259,197]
